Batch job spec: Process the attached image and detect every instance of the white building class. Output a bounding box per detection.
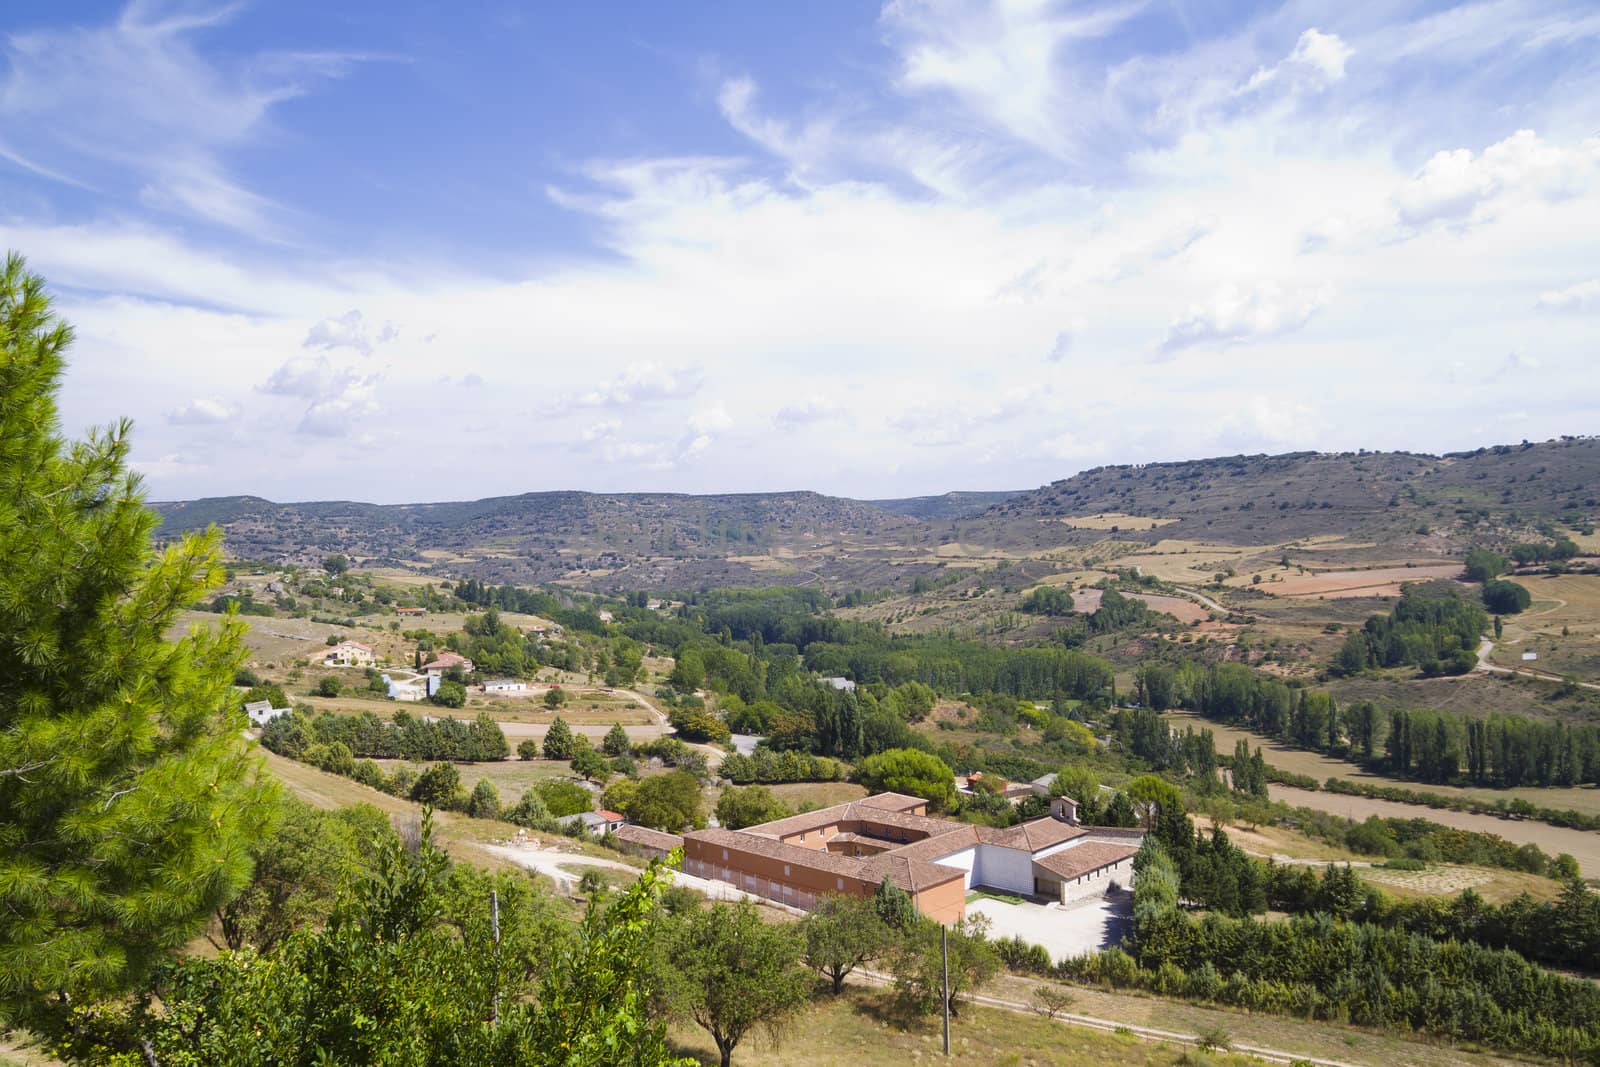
[324,640,375,667]
[483,678,526,693]
[244,700,289,727]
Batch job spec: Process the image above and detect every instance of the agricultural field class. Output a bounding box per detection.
[1165,713,1600,871]
[1258,564,1464,599]
[1492,572,1600,681]
[1047,512,1179,532]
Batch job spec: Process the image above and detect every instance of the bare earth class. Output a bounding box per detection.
[1269,565,1464,599]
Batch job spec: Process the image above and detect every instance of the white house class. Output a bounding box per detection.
[244,700,289,727]
[1522,652,1539,661]
[820,676,856,692]
[483,678,526,693]
[324,640,375,667]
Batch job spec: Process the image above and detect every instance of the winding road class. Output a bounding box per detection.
[1476,636,1600,691]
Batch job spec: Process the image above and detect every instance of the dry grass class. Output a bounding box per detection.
[1047,512,1179,532]
[1262,564,1464,599]
[668,988,1262,1067]
[1492,573,1600,681]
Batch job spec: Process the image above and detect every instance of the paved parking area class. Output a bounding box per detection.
[968,890,1132,962]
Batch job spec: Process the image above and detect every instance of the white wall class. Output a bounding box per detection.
[973,845,1034,896]
[935,846,977,890]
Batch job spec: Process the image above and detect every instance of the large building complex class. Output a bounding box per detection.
[681,792,1142,923]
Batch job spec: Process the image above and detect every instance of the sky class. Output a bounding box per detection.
[3,0,1598,503]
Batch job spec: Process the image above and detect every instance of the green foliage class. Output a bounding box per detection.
[466,778,501,820]
[543,716,576,760]
[432,679,468,707]
[801,893,892,994]
[213,797,390,955]
[533,779,593,819]
[124,815,687,1067]
[570,746,611,783]
[245,682,290,709]
[1483,578,1531,614]
[856,748,955,811]
[316,675,342,697]
[0,252,276,1017]
[626,771,702,832]
[657,900,810,1067]
[890,916,1001,1019]
[872,877,916,931]
[1338,582,1486,676]
[1464,548,1508,582]
[261,708,509,763]
[518,738,541,760]
[544,686,567,709]
[505,788,557,831]
[603,722,632,756]
[670,704,731,744]
[410,762,465,809]
[713,784,789,830]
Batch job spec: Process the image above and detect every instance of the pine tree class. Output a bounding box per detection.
[0,253,275,1018]
[543,715,576,760]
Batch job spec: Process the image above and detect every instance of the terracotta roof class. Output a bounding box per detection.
[595,809,624,822]
[684,827,960,895]
[855,792,930,813]
[612,824,682,851]
[744,799,964,841]
[1032,840,1140,881]
[975,819,1087,852]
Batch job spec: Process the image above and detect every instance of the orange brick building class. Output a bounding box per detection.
[681,792,1142,923]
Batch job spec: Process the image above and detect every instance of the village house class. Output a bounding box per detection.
[324,640,375,667]
[243,699,289,727]
[482,678,526,693]
[420,651,474,676]
[564,809,627,835]
[681,792,1141,924]
[396,606,427,617]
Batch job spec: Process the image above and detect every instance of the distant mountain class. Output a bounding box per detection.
[153,437,1598,590]
[869,490,1027,521]
[962,438,1600,549]
[152,489,915,587]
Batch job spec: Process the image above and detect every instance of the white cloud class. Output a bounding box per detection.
[259,354,357,399]
[304,309,396,356]
[774,396,846,427]
[575,362,705,407]
[1156,282,1332,357]
[1536,278,1600,312]
[166,395,236,424]
[298,380,378,437]
[1393,130,1600,230]
[0,2,364,237]
[1245,29,1353,92]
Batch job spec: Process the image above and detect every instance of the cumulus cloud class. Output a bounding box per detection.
[258,354,379,436]
[1156,283,1332,357]
[1393,130,1600,230]
[774,396,846,427]
[1245,29,1353,91]
[166,395,237,424]
[576,362,704,407]
[304,309,396,355]
[259,354,357,399]
[1536,279,1600,312]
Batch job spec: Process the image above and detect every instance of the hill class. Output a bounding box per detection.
[154,436,1599,593]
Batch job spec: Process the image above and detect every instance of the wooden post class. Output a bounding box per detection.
[941,924,950,1056]
[491,889,501,1027]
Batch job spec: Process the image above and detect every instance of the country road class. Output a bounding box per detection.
[1476,636,1600,691]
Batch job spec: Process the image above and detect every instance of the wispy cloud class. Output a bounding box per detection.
[1156,282,1333,358]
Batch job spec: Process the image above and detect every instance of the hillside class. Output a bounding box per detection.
[962,437,1600,552]
[154,437,1598,592]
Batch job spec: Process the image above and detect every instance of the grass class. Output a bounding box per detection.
[667,988,1264,1067]
[967,888,1030,905]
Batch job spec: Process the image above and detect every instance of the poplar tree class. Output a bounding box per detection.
[0,253,274,1019]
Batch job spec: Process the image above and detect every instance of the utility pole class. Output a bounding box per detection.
[941,924,950,1056]
[490,889,502,1027]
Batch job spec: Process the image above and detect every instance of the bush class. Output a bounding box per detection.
[316,676,342,697]
[431,680,467,708]
[1483,579,1531,614]
[517,738,540,760]
[465,778,500,820]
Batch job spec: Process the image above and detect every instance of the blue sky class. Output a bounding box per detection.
[3,0,1598,502]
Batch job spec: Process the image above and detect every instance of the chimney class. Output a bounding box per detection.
[1050,796,1079,824]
